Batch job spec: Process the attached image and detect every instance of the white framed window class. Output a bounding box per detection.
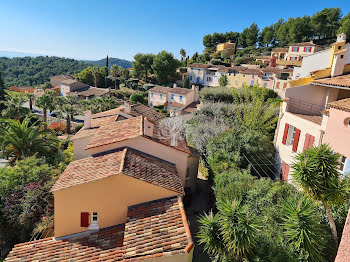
[151,92,153,97]
[160,94,163,99]
[286,125,297,146]
[180,95,183,101]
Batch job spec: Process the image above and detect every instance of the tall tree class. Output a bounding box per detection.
[246,22,259,47]
[35,90,56,124]
[289,16,312,43]
[1,91,29,120]
[291,144,350,246]
[132,53,155,80]
[179,49,186,59]
[338,12,350,37]
[311,8,341,39]
[26,93,35,112]
[0,69,5,112]
[110,65,122,89]
[151,51,180,84]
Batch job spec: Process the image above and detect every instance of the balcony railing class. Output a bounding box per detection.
[287,98,325,116]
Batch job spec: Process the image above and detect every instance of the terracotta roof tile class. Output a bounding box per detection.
[169,87,193,95]
[51,147,184,194]
[290,42,324,48]
[122,103,165,123]
[5,197,193,261]
[86,116,143,149]
[327,98,350,112]
[312,74,350,88]
[272,48,288,52]
[149,85,171,94]
[188,63,210,69]
[73,115,117,140]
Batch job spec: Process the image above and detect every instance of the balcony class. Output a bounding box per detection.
[287,98,325,116]
[277,59,302,67]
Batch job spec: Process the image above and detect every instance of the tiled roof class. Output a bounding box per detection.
[312,74,350,88]
[86,116,143,149]
[292,113,323,125]
[51,147,184,195]
[181,101,199,114]
[256,56,271,60]
[92,107,120,118]
[290,42,323,48]
[188,63,210,69]
[272,48,288,52]
[60,79,78,85]
[149,85,171,94]
[5,196,193,262]
[168,87,193,95]
[327,98,350,112]
[73,115,117,140]
[123,197,193,259]
[9,86,33,90]
[168,102,185,109]
[335,208,350,262]
[49,74,74,80]
[123,103,165,123]
[242,68,263,76]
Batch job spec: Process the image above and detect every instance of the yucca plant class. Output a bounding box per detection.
[281,196,327,262]
[291,144,350,246]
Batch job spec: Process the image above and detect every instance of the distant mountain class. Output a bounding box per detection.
[0,50,42,58]
[84,57,132,69]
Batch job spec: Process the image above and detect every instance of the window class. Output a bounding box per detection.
[151,92,153,97]
[282,123,301,152]
[190,76,192,80]
[160,94,163,99]
[191,68,193,70]
[250,80,254,86]
[235,80,238,85]
[198,69,200,73]
[243,74,246,77]
[292,46,299,52]
[180,95,183,101]
[303,46,312,52]
[338,46,342,50]
[341,55,344,59]
[252,75,254,79]
[171,94,174,100]
[339,155,346,172]
[207,76,212,82]
[264,82,267,88]
[287,126,297,146]
[92,212,98,222]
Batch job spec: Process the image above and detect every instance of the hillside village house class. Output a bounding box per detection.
[274,35,350,181]
[271,48,288,60]
[148,85,199,116]
[214,40,236,56]
[49,74,75,87]
[59,79,90,97]
[8,85,34,94]
[6,103,196,262]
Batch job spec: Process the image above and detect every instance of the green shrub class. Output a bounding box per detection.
[74,123,84,133]
[130,93,146,104]
[200,86,234,103]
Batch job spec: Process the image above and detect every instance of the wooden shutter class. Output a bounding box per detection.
[281,161,290,181]
[282,123,289,144]
[276,82,280,89]
[81,212,90,227]
[283,83,288,89]
[303,133,310,151]
[292,128,301,152]
[303,47,306,52]
[308,135,315,148]
[297,47,299,52]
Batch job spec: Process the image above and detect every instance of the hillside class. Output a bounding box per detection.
[0,56,91,87]
[84,57,132,69]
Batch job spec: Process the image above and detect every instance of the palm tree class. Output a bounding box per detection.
[1,91,29,119]
[58,94,79,134]
[281,196,327,262]
[198,200,260,261]
[0,117,59,162]
[35,91,56,124]
[92,66,100,87]
[110,65,121,90]
[291,144,350,246]
[26,93,35,112]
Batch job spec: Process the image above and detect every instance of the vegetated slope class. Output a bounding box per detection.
[84,57,132,69]
[0,56,90,87]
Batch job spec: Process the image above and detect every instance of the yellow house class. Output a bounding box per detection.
[226,67,263,88]
[215,41,236,56]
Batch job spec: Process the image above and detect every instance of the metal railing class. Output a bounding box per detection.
[287,98,325,116]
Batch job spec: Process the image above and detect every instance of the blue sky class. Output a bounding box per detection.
[1,0,349,61]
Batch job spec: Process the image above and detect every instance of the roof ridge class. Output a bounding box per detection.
[127,196,178,211]
[119,147,128,173]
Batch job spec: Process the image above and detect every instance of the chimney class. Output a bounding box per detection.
[173,83,177,88]
[337,33,347,43]
[84,110,92,129]
[124,101,132,114]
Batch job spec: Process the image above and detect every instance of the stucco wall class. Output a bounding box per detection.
[275,111,324,181]
[227,72,253,88]
[168,92,188,106]
[323,108,350,159]
[149,91,167,106]
[86,136,196,187]
[54,174,178,237]
[292,48,332,79]
[188,67,206,84]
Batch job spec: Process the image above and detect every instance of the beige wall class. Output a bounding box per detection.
[149,91,167,106]
[188,67,206,85]
[323,108,350,159]
[54,174,177,237]
[86,136,197,187]
[142,251,193,262]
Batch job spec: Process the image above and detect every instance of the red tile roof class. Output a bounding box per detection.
[188,63,210,69]
[327,98,350,112]
[149,85,171,94]
[335,208,350,262]
[312,74,350,88]
[272,48,288,53]
[290,42,323,48]
[51,147,184,195]
[73,115,117,140]
[86,116,143,149]
[5,196,193,262]
[169,87,193,95]
[122,103,165,123]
